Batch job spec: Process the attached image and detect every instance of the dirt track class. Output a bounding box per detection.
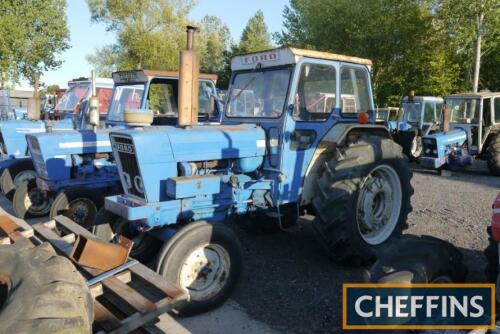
[228,161,499,333]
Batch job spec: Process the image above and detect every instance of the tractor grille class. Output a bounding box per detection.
[422,138,438,157]
[111,135,146,200]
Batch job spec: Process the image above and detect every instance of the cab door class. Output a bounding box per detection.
[278,59,373,205]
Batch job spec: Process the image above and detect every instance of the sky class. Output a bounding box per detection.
[17,0,289,90]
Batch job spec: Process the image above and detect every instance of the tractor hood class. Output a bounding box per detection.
[27,129,112,180]
[0,118,73,158]
[109,124,266,202]
[423,128,467,146]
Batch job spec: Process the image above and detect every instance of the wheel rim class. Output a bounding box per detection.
[431,276,453,283]
[111,220,154,258]
[411,136,422,158]
[356,164,402,245]
[24,187,52,215]
[13,170,36,188]
[179,243,231,301]
[65,198,97,230]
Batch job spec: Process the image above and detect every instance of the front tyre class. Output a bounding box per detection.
[13,179,53,218]
[486,134,500,176]
[50,188,103,230]
[312,136,413,265]
[155,221,243,316]
[0,159,36,201]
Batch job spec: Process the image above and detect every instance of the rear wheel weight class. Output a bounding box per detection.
[312,136,413,265]
[12,179,53,218]
[156,221,243,316]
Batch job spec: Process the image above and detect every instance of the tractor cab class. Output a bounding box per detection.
[0,89,14,120]
[375,107,399,124]
[399,96,444,136]
[107,70,220,128]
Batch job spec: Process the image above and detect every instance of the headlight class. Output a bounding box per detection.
[432,149,437,154]
[425,148,431,154]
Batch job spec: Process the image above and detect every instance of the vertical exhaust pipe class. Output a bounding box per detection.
[441,102,450,132]
[178,26,200,127]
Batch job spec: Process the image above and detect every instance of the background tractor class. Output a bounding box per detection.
[15,70,219,225]
[92,27,414,315]
[389,95,444,160]
[420,92,500,175]
[0,77,113,201]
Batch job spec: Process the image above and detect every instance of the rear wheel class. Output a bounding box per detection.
[92,208,161,263]
[312,136,413,265]
[486,134,500,176]
[155,221,243,316]
[12,179,53,218]
[50,188,103,230]
[0,160,36,201]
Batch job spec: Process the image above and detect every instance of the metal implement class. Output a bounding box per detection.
[70,234,133,271]
[86,259,138,286]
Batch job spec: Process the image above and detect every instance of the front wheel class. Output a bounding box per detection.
[409,135,423,160]
[312,136,413,265]
[50,188,103,230]
[13,179,53,218]
[0,160,36,201]
[155,221,243,316]
[486,134,500,176]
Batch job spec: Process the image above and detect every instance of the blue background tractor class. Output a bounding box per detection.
[0,77,113,201]
[420,92,500,175]
[91,30,414,316]
[18,70,219,226]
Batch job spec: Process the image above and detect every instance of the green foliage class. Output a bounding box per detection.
[238,10,272,53]
[0,0,70,85]
[277,0,500,105]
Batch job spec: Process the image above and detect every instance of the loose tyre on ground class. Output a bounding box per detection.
[12,179,53,218]
[0,240,93,333]
[312,136,413,265]
[0,159,36,201]
[50,188,104,230]
[486,134,500,176]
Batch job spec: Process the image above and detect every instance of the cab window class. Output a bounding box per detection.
[495,98,500,123]
[483,98,491,126]
[423,102,435,123]
[96,88,112,114]
[293,63,336,121]
[340,66,370,115]
[147,79,177,116]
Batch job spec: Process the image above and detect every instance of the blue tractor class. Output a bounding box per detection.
[420,92,500,175]
[18,70,219,225]
[0,77,114,201]
[388,95,444,160]
[89,28,414,315]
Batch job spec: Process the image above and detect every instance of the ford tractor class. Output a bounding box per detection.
[389,95,444,160]
[420,92,500,175]
[0,77,113,200]
[17,70,219,226]
[91,27,413,315]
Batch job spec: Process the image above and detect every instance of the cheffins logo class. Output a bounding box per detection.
[343,284,495,330]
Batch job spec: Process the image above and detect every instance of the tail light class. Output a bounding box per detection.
[491,194,500,241]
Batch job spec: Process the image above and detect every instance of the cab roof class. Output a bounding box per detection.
[231,48,373,71]
[68,77,113,86]
[446,92,500,99]
[402,96,444,102]
[112,70,218,84]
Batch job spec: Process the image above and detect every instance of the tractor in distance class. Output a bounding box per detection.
[0,77,114,201]
[388,95,444,160]
[419,92,500,175]
[17,70,219,226]
[92,27,414,316]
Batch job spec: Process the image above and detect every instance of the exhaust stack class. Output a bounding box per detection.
[178,26,200,127]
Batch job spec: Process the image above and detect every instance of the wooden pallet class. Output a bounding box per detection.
[0,215,187,334]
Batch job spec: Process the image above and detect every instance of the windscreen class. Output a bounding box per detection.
[401,102,421,123]
[226,68,292,118]
[447,98,480,124]
[108,84,145,122]
[55,83,90,112]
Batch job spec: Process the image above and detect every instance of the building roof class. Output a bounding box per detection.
[112,70,218,84]
[231,47,372,71]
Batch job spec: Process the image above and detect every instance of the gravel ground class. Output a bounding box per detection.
[227,161,500,334]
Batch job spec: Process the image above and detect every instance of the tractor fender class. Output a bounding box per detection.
[300,123,391,206]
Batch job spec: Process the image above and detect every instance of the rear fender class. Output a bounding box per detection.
[300,124,390,206]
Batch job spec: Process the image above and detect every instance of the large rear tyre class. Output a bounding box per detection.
[0,159,36,201]
[155,221,243,316]
[92,208,161,263]
[13,179,53,218]
[312,136,413,265]
[0,240,93,333]
[50,188,103,230]
[486,134,500,176]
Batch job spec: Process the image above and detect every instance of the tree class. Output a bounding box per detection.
[238,10,272,53]
[277,0,464,105]
[0,0,70,93]
[437,0,500,92]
